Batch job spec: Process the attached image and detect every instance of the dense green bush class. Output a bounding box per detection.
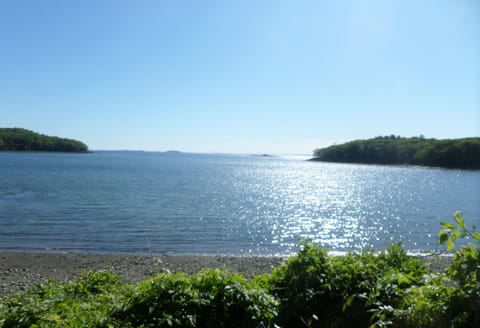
[115,269,277,328]
[268,242,426,328]
[0,270,277,328]
[0,271,126,327]
[391,211,480,327]
[1,212,479,327]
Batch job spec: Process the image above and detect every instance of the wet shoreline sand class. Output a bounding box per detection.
[0,251,452,300]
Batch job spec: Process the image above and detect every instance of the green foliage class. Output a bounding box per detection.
[396,273,457,327]
[434,211,480,326]
[0,270,276,328]
[395,211,480,327]
[312,136,480,169]
[438,211,480,251]
[268,241,426,328]
[116,269,278,328]
[116,272,200,327]
[190,269,278,327]
[397,251,480,328]
[0,271,126,328]
[0,128,88,152]
[438,211,480,289]
[269,241,338,327]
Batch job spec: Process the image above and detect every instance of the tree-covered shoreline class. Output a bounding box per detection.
[0,128,88,153]
[312,136,480,169]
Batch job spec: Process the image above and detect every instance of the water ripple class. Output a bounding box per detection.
[0,152,479,255]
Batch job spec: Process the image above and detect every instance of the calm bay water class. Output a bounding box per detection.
[1,151,479,255]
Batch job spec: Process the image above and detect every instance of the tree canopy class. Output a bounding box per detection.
[312,136,480,169]
[0,128,89,153]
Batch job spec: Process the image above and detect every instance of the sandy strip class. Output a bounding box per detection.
[0,252,452,300]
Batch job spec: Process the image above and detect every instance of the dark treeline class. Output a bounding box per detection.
[312,136,480,169]
[0,128,88,153]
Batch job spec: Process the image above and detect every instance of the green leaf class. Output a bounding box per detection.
[454,211,466,229]
[438,231,449,244]
[451,229,461,240]
[342,294,356,311]
[440,222,456,230]
[446,237,455,252]
[472,232,480,242]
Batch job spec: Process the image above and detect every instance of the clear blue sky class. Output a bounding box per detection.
[1,1,478,154]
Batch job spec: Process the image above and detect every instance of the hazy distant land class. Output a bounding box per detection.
[311,136,480,169]
[0,128,88,153]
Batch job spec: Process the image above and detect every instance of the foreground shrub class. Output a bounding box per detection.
[438,211,480,326]
[0,271,126,327]
[269,242,427,328]
[0,269,276,328]
[190,269,278,327]
[115,272,199,327]
[115,269,278,328]
[395,212,480,328]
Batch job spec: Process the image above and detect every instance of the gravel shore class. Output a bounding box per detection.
[0,252,452,301]
[0,252,285,300]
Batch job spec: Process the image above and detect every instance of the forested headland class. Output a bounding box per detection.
[312,136,480,169]
[0,128,89,153]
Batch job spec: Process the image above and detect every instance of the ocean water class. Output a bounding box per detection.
[1,151,479,255]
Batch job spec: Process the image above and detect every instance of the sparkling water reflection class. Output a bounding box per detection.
[0,152,479,255]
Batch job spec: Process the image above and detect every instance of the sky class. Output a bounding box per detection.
[1,0,479,154]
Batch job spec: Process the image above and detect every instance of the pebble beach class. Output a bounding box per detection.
[0,252,285,300]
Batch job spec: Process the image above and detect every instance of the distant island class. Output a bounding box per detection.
[311,136,480,169]
[0,128,89,153]
[251,154,276,157]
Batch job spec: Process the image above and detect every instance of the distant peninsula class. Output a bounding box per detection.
[311,136,480,169]
[0,128,89,153]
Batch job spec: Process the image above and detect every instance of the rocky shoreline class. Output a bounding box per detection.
[0,252,452,301]
[0,252,285,300]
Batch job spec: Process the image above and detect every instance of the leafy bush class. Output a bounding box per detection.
[437,211,480,326]
[269,242,338,327]
[268,241,427,328]
[438,211,480,252]
[115,272,200,327]
[0,271,126,327]
[396,273,456,327]
[115,269,277,328]
[394,211,480,327]
[190,269,278,327]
